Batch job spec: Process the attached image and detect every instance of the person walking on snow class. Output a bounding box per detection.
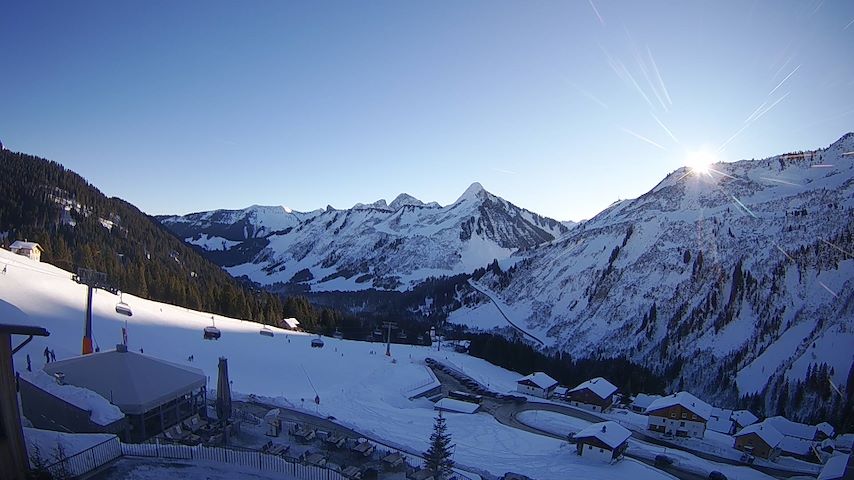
[43,347,50,363]
[49,349,56,362]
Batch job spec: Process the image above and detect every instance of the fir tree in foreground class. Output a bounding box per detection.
[424,411,455,480]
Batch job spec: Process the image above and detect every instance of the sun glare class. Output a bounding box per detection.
[685,150,717,175]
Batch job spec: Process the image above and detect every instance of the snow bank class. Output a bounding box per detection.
[22,370,125,425]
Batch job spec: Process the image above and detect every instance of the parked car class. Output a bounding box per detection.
[708,472,727,480]
[654,455,674,467]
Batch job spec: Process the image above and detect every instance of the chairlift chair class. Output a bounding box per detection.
[115,291,133,317]
[333,329,343,340]
[311,336,324,348]
[204,318,221,340]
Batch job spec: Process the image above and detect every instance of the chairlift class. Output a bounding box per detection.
[311,336,325,348]
[115,291,133,317]
[333,329,343,340]
[397,331,408,340]
[204,317,221,340]
[372,329,383,337]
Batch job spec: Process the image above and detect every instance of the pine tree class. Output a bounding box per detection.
[423,411,455,480]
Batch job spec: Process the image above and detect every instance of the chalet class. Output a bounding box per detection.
[708,407,736,435]
[817,453,851,480]
[9,241,43,262]
[645,391,712,439]
[566,377,617,412]
[765,416,833,441]
[574,421,631,463]
[817,422,836,441]
[731,410,759,430]
[281,317,301,331]
[779,435,821,463]
[23,344,207,442]
[835,434,854,454]
[733,422,783,460]
[516,372,558,398]
[629,393,661,413]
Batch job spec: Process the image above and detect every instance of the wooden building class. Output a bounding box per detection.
[566,377,617,412]
[8,241,43,262]
[733,422,783,460]
[645,391,712,439]
[574,421,631,463]
[30,345,207,442]
[515,372,558,398]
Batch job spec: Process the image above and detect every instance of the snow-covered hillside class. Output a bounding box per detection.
[1,248,678,480]
[158,183,568,291]
[456,133,854,412]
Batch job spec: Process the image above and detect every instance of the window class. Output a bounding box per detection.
[588,445,593,450]
[681,413,687,419]
[680,421,685,427]
[670,413,676,418]
[599,448,604,453]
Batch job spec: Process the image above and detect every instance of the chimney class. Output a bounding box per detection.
[116,343,128,353]
[54,372,65,385]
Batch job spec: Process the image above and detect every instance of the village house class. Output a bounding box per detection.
[573,421,631,463]
[764,416,834,441]
[817,453,852,480]
[566,377,617,412]
[731,410,759,431]
[645,391,712,439]
[629,393,661,413]
[8,240,43,262]
[733,422,784,460]
[281,317,301,331]
[708,407,736,435]
[515,372,558,398]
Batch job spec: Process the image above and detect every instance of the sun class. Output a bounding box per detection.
[685,150,717,175]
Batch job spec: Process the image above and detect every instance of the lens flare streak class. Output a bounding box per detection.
[760,177,801,187]
[774,243,796,262]
[768,65,800,97]
[818,281,838,298]
[620,127,667,151]
[821,239,854,258]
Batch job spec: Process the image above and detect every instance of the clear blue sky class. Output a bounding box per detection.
[2,1,852,221]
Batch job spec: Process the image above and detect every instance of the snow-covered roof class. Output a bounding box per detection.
[735,422,784,448]
[779,435,815,456]
[574,421,631,449]
[645,391,712,420]
[10,240,42,251]
[434,397,479,414]
[817,422,835,437]
[764,416,818,440]
[817,454,850,480]
[835,433,854,451]
[22,370,125,426]
[44,347,206,415]
[516,372,558,390]
[732,410,758,428]
[631,393,661,410]
[553,386,568,396]
[707,407,734,434]
[568,377,617,400]
[282,317,300,329]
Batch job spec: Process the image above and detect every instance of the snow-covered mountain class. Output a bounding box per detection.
[159,183,569,291]
[454,134,854,413]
